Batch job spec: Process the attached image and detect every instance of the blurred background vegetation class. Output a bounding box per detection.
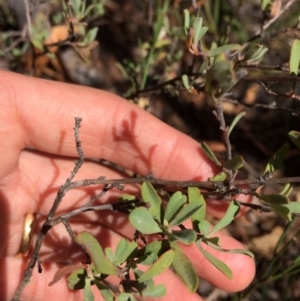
[1,0,300,300]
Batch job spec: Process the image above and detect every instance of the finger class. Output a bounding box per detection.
[1,70,215,182]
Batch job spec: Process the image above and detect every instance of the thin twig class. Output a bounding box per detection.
[12,118,85,301]
[259,81,300,101]
[23,0,32,40]
[213,100,234,186]
[223,98,300,116]
[262,0,298,32]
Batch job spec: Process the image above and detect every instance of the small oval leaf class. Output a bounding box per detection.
[210,172,227,182]
[289,131,300,148]
[75,232,119,275]
[183,9,190,35]
[142,182,163,223]
[203,44,241,57]
[164,191,187,223]
[188,187,206,230]
[269,204,291,221]
[114,239,138,265]
[265,143,290,174]
[203,239,254,258]
[192,17,204,44]
[258,194,289,205]
[142,283,166,298]
[223,155,244,170]
[199,220,211,237]
[198,244,233,279]
[171,242,198,292]
[282,202,300,214]
[228,112,246,136]
[83,280,95,301]
[209,200,240,235]
[201,142,222,166]
[289,39,300,75]
[182,74,191,91]
[169,203,203,227]
[138,250,175,283]
[129,207,162,234]
[67,268,86,290]
[169,229,197,245]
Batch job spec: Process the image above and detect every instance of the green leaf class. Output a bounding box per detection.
[85,27,99,45]
[138,240,171,258]
[205,60,239,96]
[67,268,86,290]
[199,220,211,237]
[228,112,246,136]
[105,248,114,263]
[171,242,198,292]
[280,183,293,197]
[137,253,158,266]
[164,191,187,223]
[118,293,137,301]
[138,250,175,283]
[169,229,197,245]
[114,239,138,265]
[246,45,268,63]
[94,280,115,301]
[119,194,136,201]
[258,194,289,205]
[75,232,119,275]
[181,74,193,92]
[201,142,222,166]
[265,143,290,174]
[289,39,300,75]
[183,9,190,35]
[169,203,203,227]
[84,280,95,301]
[289,131,300,148]
[71,0,82,16]
[129,207,162,234]
[32,38,44,51]
[203,239,254,258]
[261,0,272,11]
[283,202,300,214]
[209,200,240,235]
[182,74,190,90]
[210,172,227,181]
[269,204,291,221]
[223,155,244,170]
[198,244,233,279]
[192,17,207,44]
[141,181,163,222]
[188,187,206,228]
[202,236,220,246]
[203,44,241,57]
[142,284,166,298]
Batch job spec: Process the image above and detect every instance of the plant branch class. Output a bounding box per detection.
[12,117,300,301]
[12,117,85,301]
[259,81,300,101]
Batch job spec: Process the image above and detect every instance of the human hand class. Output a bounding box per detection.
[0,70,255,301]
